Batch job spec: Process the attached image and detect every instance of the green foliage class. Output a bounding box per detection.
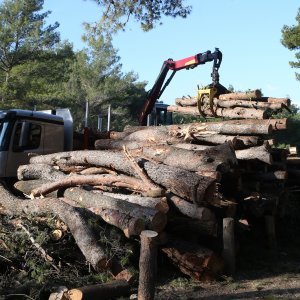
[64,22,147,130]
[90,0,192,33]
[281,7,300,81]
[0,0,76,106]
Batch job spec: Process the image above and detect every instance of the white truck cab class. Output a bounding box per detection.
[0,109,73,178]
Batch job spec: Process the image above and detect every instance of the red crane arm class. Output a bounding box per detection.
[138,48,223,125]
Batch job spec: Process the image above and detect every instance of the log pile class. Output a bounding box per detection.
[2,94,299,298]
[170,90,291,119]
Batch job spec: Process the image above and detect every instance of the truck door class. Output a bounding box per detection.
[5,120,44,177]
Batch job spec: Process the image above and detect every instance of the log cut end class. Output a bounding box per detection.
[150,212,167,233]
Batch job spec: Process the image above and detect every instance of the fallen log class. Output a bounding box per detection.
[0,184,110,271]
[218,90,262,100]
[161,237,224,281]
[261,97,291,106]
[138,230,158,300]
[102,192,169,213]
[64,187,167,232]
[61,280,131,300]
[142,161,217,206]
[14,180,58,197]
[17,164,66,181]
[235,144,273,164]
[176,97,284,110]
[30,174,158,198]
[29,151,217,206]
[123,118,283,135]
[167,105,268,119]
[130,143,237,173]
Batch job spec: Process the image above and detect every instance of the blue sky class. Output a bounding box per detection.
[43,0,300,106]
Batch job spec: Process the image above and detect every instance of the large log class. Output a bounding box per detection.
[167,105,268,119]
[64,187,167,232]
[17,164,66,181]
[102,192,169,213]
[138,230,158,300]
[61,280,131,300]
[176,97,284,110]
[123,120,272,137]
[235,144,273,164]
[0,184,109,271]
[29,151,217,206]
[161,237,224,281]
[30,174,157,197]
[218,90,262,100]
[141,161,217,206]
[130,143,237,173]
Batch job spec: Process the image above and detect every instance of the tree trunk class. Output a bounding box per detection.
[30,174,156,197]
[142,161,217,206]
[102,192,169,213]
[235,144,273,164]
[167,105,268,119]
[29,151,217,206]
[218,90,262,100]
[161,237,224,281]
[17,164,66,181]
[138,230,158,300]
[62,280,131,300]
[64,187,167,233]
[0,184,109,272]
[176,97,284,110]
[130,143,237,173]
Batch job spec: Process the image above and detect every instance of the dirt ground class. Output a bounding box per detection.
[155,192,300,300]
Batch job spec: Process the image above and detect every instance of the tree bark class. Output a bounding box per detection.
[218,90,262,100]
[176,97,284,110]
[29,151,217,206]
[64,187,167,233]
[130,143,237,173]
[17,164,66,181]
[102,192,169,213]
[138,230,158,300]
[161,237,224,281]
[30,174,156,197]
[142,161,217,206]
[62,280,131,300]
[167,105,268,119]
[261,97,291,106]
[235,144,273,164]
[0,184,110,271]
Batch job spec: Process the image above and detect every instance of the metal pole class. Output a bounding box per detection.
[85,100,89,128]
[107,105,111,131]
[98,114,103,131]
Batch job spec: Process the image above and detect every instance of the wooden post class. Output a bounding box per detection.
[138,230,158,300]
[265,215,277,253]
[223,217,235,275]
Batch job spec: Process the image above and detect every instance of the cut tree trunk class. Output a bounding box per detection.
[161,236,224,281]
[167,105,268,119]
[176,97,284,110]
[261,97,291,106]
[102,192,169,213]
[235,144,273,164]
[17,164,66,181]
[14,180,58,198]
[0,184,109,271]
[30,174,161,198]
[130,143,237,173]
[142,161,217,206]
[138,230,158,300]
[123,118,283,135]
[62,280,131,300]
[218,90,262,100]
[64,187,167,232]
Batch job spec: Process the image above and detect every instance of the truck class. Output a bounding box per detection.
[0,108,73,178]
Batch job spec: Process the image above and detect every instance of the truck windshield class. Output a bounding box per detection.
[0,120,9,150]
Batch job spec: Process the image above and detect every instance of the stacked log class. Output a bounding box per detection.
[171,90,290,119]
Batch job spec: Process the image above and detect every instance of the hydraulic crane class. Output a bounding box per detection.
[138,48,228,125]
